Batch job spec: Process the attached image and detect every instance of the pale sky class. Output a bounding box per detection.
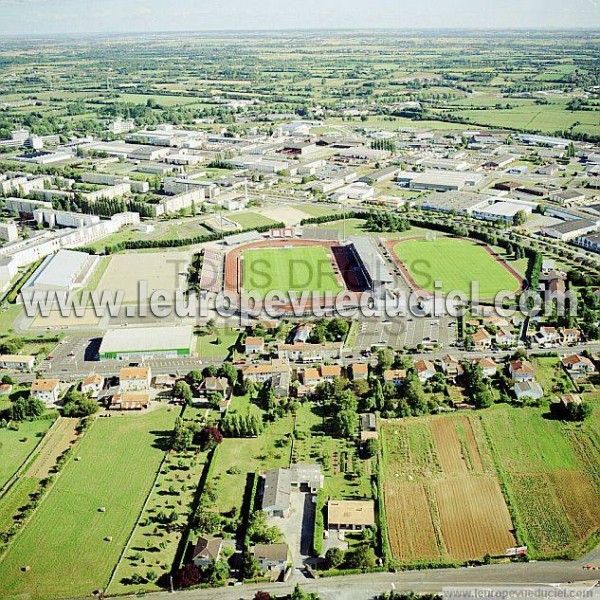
[0,0,598,35]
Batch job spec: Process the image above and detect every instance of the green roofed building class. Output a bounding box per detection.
[98,325,194,360]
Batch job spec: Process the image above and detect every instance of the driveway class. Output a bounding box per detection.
[268,490,315,569]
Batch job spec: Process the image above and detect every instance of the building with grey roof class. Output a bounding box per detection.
[348,237,392,294]
[98,326,194,360]
[261,467,292,517]
[542,218,598,242]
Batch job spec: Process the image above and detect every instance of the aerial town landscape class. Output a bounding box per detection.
[0,9,598,600]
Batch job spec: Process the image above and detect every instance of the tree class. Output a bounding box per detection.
[173,381,192,404]
[175,563,201,588]
[334,408,358,439]
[203,559,229,584]
[198,426,223,451]
[10,396,45,422]
[376,348,394,373]
[219,362,238,386]
[363,437,379,458]
[62,391,98,417]
[186,370,203,387]
[513,210,527,226]
[171,417,196,452]
[345,543,377,570]
[242,551,261,579]
[325,547,345,569]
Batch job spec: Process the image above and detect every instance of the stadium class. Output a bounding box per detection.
[199,227,392,313]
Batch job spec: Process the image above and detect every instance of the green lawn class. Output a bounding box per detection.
[227,211,279,229]
[243,246,344,297]
[393,236,522,299]
[211,414,294,515]
[0,418,54,489]
[0,407,177,600]
[194,327,240,361]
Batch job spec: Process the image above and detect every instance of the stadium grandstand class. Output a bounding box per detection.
[300,227,340,242]
[347,237,393,294]
[223,230,264,246]
[270,227,296,239]
[199,249,224,293]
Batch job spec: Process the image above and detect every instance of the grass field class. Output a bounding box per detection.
[242,246,344,297]
[227,211,279,229]
[393,236,521,299]
[195,327,240,361]
[0,407,177,600]
[481,405,600,557]
[0,419,54,490]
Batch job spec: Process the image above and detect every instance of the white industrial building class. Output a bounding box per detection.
[0,222,18,242]
[34,208,100,229]
[542,218,599,242]
[396,170,483,192]
[99,325,195,360]
[20,249,97,304]
[472,201,535,223]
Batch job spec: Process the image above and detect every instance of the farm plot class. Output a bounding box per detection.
[0,407,177,600]
[432,477,515,560]
[0,418,54,490]
[95,252,191,303]
[482,406,600,557]
[381,414,515,564]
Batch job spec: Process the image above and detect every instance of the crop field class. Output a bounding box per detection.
[0,418,54,490]
[0,407,177,600]
[481,406,600,557]
[392,236,522,299]
[381,414,515,564]
[242,246,344,297]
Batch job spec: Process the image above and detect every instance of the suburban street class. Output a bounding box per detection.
[147,546,600,600]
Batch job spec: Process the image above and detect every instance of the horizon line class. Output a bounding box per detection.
[1,26,600,39]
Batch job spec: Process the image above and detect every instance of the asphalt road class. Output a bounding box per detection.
[146,546,600,600]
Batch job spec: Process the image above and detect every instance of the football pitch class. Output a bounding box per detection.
[242,246,344,297]
[394,237,521,299]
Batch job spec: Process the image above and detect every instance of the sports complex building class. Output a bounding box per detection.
[98,325,194,360]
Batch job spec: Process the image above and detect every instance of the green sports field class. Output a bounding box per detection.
[393,237,521,299]
[0,407,176,600]
[242,246,344,297]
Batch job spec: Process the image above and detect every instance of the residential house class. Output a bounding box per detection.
[473,357,497,378]
[290,463,324,493]
[321,365,342,382]
[327,500,375,531]
[276,342,342,362]
[198,376,229,398]
[153,374,177,390]
[383,369,407,388]
[242,360,290,384]
[191,536,222,568]
[561,354,596,375]
[30,378,60,405]
[253,543,289,572]
[350,362,369,380]
[292,323,314,343]
[535,326,560,346]
[261,468,292,518]
[110,391,150,410]
[513,380,544,402]
[472,328,493,349]
[441,354,461,378]
[414,360,436,383]
[272,370,290,400]
[360,413,378,442]
[245,336,265,355]
[495,328,517,347]
[119,366,152,392]
[301,367,321,389]
[562,329,582,344]
[509,360,535,381]
[0,354,35,371]
[81,374,104,398]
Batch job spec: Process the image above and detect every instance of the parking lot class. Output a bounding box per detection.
[354,315,458,351]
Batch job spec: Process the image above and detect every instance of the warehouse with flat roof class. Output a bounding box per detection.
[98,325,194,360]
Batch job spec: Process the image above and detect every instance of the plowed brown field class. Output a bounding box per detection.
[433,476,515,560]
